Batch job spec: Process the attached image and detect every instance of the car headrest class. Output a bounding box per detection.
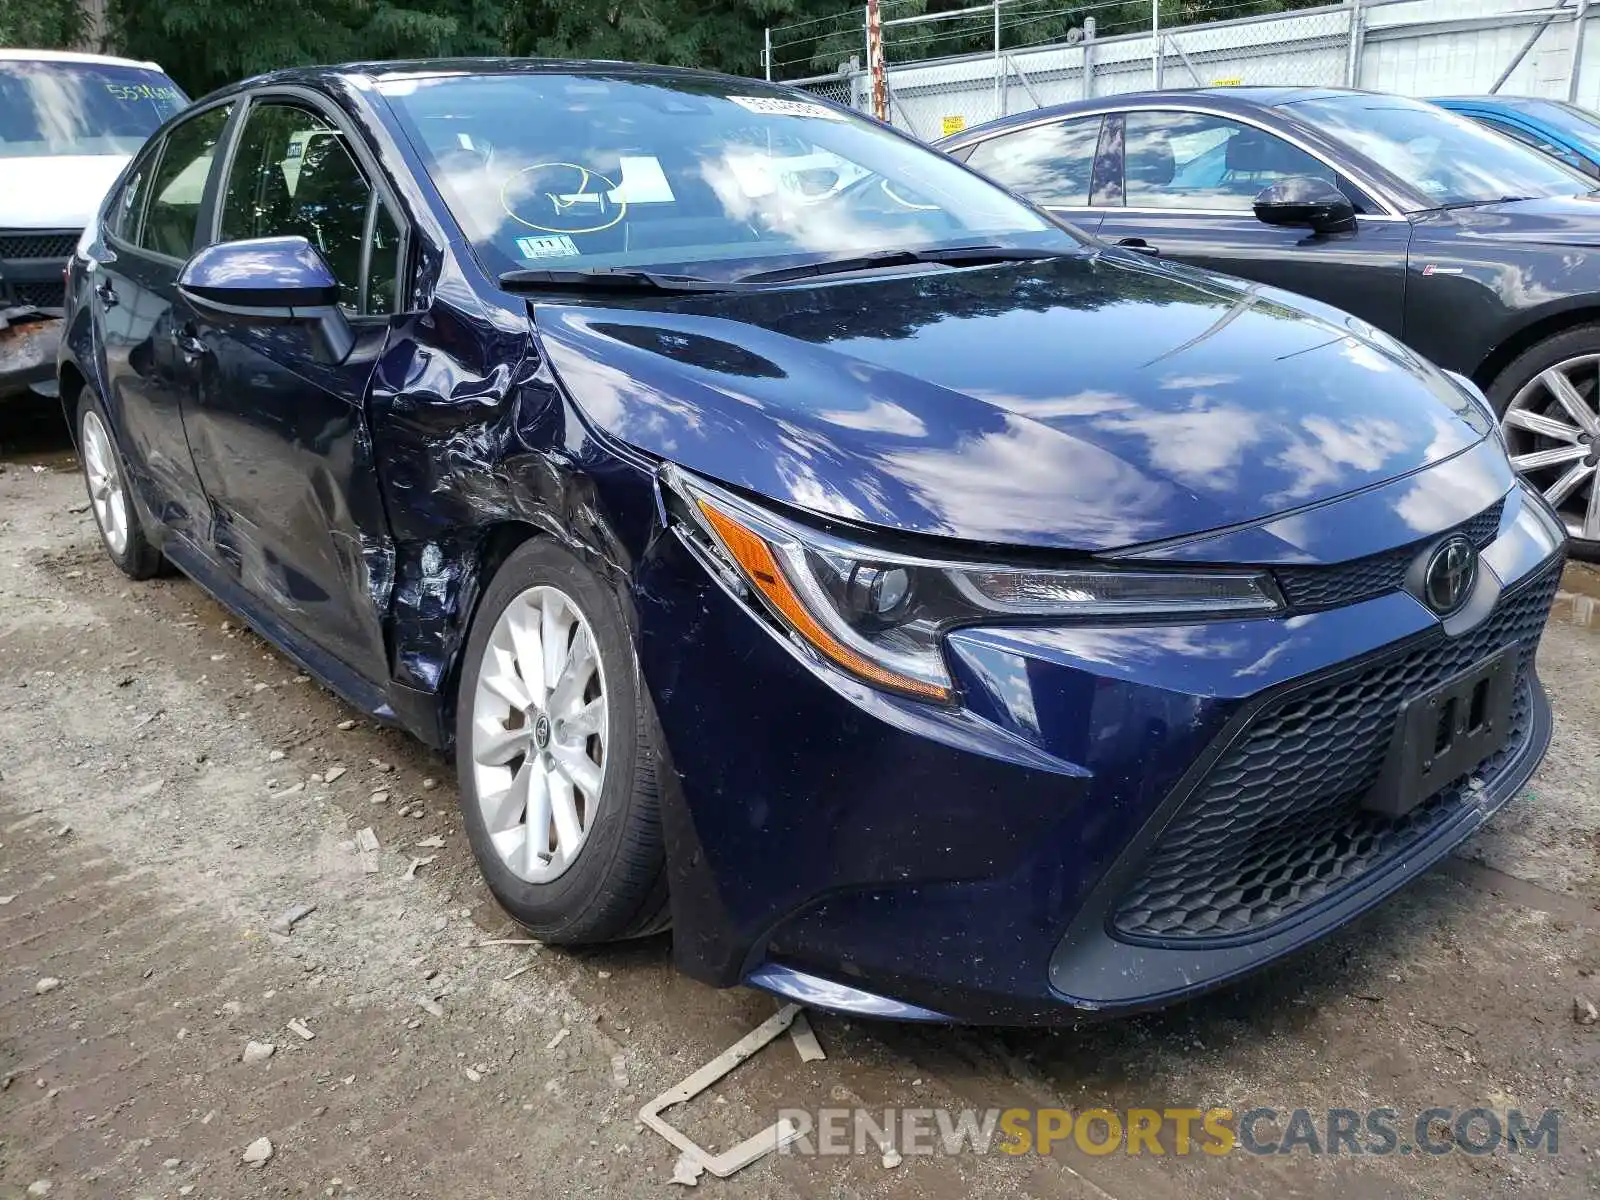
[1226,127,1309,175]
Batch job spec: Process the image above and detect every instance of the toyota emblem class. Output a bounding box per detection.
[1423,536,1478,614]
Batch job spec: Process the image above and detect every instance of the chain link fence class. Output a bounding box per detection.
[768,0,1600,139]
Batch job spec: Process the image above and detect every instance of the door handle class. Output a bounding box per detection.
[94,280,118,309]
[1115,237,1161,257]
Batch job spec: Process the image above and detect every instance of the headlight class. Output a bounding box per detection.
[664,469,1280,703]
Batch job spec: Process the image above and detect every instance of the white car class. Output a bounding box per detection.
[1,49,185,400]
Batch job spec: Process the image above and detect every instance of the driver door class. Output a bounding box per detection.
[1092,110,1411,335]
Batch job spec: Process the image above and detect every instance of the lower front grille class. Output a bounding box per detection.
[5,280,65,311]
[1111,559,1562,944]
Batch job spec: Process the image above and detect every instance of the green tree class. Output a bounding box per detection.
[106,0,506,98]
[0,0,85,48]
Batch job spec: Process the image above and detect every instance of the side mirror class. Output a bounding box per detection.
[178,236,354,364]
[1253,176,1357,234]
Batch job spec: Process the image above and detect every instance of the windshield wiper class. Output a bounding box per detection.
[1437,195,1534,210]
[733,244,1069,285]
[498,267,728,294]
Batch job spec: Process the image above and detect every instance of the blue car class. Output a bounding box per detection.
[1433,95,1600,179]
[59,60,1567,1024]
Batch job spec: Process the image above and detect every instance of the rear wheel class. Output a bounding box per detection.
[76,389,164,579]
[1490,327,1600,559]
[454,539,668,942]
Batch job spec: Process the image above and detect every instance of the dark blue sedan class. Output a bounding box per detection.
[58,60,1567,1023]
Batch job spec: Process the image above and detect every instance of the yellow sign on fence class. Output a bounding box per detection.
[941,115,967,136]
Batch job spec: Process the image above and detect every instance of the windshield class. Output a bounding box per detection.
[0,60,186,159]
[379,72,1073,281]
[1286,93,1589,208]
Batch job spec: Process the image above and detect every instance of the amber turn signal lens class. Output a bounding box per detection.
[694,498,950,702]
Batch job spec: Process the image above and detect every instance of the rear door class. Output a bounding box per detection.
[94,101,234,542]
[183,92,404,684]
[958,114,1109,235]
[1092,109,1413,336]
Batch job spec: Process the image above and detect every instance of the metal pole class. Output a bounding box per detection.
[994,0,1004,117]
[1491,0,1570,94]
[1344,0,1364,88]
[764,26,773,82]
[1004,55,1044,109]
[1151,0,1161,89]
[1570,0,1590,101]
[866,0,888,123]
[1083,16,1096,100]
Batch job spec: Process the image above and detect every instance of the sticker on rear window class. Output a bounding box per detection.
[516,235,581,260]
[727,95,844,120]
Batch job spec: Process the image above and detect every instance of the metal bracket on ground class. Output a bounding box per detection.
[638,1002,825,1185]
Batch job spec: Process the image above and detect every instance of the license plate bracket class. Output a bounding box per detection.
[1364,647,1518,818]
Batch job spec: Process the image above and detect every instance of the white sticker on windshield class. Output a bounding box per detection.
[728,95,845,120]
[516,235,581,260]
[616,156,676,204]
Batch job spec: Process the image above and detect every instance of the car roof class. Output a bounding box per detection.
[223,56,766,93]
[0,48,166,71]
[1433,94,1545,107]
[937,86,1395,145]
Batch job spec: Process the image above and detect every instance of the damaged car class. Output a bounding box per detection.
[59,61,1568,1023]
[1,49,185,403]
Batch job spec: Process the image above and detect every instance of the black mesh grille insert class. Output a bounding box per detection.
[1111,558,1561,943]
[7,280,65,310]
[1272,500,1504,612]
[0,231,78,261]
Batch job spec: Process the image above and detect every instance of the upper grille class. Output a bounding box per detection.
[1272,500,1504,612]
[1111,558,1561,944]
[0,231,78,261]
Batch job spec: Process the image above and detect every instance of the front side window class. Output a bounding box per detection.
[1285,94,1588,208]
[138,103,232,258]
[379,73,1076,281]
[220,102,398,314]
[962,117,1102,207]
[1122,111,1336,211]
[0,60,186,159]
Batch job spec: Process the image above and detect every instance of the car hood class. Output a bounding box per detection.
[1444,191,1600,246]
[0,155,127,229]
[533,251,1491,552]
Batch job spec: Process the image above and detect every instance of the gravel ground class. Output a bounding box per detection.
[2,401,1598,1199]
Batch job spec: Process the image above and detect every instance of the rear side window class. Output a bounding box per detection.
[107,150,157,242]
[138,104,232,258]
[963,117,1103,207]
[220,101,400,315]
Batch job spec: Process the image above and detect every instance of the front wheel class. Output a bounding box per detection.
[1489,326,1600,559]
[453,539,669,943]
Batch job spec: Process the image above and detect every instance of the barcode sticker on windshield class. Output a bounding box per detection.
[728,95,845,120]
[516,235,581,260]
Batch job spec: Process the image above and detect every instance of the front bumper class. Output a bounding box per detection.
[0,315,63,400]
[635,479,1566,1025]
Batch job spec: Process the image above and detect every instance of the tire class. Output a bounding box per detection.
[1488,325,1600,560]
[75,387,164,580]
[454,538,669,943]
